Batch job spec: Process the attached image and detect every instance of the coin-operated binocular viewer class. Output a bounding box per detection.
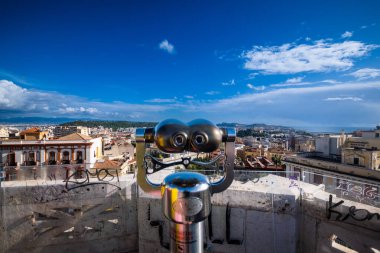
[136,119,236,253]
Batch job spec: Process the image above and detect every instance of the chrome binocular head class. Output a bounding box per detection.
[136,119,236,195]
[142,119,226,153]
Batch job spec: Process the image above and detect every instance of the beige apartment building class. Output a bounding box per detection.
[0,128,102,168]
[342,132,380,171]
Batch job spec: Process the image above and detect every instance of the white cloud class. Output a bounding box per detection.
[79,107,98,113]
[159,40,175,54]
[348,68,380,80]
[195,81,380,111]
[184,95,194,99]
[247,73,259,79]
[341,31,353,39]
[1,79,380,126]
[270,82,311,88]
[59,104,99,114]
[221,79,235,86]
[242,40,378,74]
[324,97,362,102]
[205,91,220,95]
[86,107,98,113]
[247,83,265,91]
[63,107,76,113]
[361,25,367,29]
[0,80,29,109]
[270,77,311,88]
[0,80,167,119]
[321,79,339,84]
[183,81,380,126]
[144,98,177,103]
[286,77,304,83]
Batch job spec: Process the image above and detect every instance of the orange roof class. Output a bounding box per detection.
[58,133,92,141]
[94,160,121,169]
[20,127,41,134]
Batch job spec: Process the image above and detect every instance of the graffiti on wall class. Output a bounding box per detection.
[2,165,122,204]
[336,179,380,206]
[326,194,380,222]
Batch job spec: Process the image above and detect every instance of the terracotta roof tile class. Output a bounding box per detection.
[20,127,41,134]
[58,133,92,141]
[94,160,121,169]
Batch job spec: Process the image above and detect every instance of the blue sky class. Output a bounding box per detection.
[0,0,380,127]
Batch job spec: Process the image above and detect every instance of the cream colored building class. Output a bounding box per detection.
[0,127,9,138]
[315,134,347,157]
[0,132,102,168]
[342,135,380,171]
[20,127,48,141]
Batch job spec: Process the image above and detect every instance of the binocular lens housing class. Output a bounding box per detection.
[154,119,189,153]
[152,119,223,153]
[188,119,222,153]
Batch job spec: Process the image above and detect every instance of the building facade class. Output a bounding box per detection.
[53,126,90,138]
[315,134,346,158]
[0,127,9,138]
[0,133,102,168]
[20,127,48,141]
[342,136,380,171]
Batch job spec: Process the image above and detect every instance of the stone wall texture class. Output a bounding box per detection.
[1,170,379,253]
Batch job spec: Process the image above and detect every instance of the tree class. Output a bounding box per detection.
[271,155,282,168]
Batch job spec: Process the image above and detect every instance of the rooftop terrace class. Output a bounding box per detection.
[0,164,379,253]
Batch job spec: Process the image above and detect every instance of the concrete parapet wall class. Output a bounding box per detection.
[0,175,138,253]
[1,171,379,253]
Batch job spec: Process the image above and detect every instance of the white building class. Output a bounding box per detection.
[0,133,102,169]
[0,127,9,138]
[315,134,347,157]
[361,126,380,139]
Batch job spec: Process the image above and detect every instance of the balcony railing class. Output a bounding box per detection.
[24,160,36,166]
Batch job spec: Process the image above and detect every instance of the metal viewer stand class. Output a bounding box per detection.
[136,119,236,253]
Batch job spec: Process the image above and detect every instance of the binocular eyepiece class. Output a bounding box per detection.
[143,119,225,153]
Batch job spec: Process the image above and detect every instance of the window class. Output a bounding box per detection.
[28,152,35,161]
[8,152,16,166]
[376,133,380,138]
[48,152,56,165]
[76,151,83,164]
[353,157,359,165]
[62,151,70,164]
[49,152,55,161]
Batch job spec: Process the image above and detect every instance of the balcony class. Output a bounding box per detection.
[61,160,71,165]
[24,160,36,166]
[48,160,57,165]
[0,164,379,253]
